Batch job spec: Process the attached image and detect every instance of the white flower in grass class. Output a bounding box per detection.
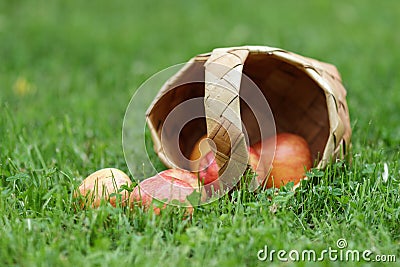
[382,163,389,183]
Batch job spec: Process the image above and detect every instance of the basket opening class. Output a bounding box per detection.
[241,53,330,163]
[147,60,208,168]
[147,53,331,168]
[148,82,206,169]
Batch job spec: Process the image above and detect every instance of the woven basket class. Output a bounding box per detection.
[146,46,351,192]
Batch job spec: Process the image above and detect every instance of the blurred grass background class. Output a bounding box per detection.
[0,0,399,266]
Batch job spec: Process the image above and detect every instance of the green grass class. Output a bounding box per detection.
[1,0,399,266]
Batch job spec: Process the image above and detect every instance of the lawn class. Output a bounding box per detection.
[1,0,399,266]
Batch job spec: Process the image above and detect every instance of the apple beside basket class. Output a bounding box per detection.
[146,46,351,192]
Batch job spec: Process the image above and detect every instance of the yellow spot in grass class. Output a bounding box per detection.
[13,76,36,96]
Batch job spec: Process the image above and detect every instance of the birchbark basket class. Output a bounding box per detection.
[146,46,351,191]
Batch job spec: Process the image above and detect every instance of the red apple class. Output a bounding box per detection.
[158,169,207,201]
[76,168,132,208]
[247,146,269,183]
[257,133,312,188]
[251,141,262,156]
[198,151,219,185]
[197,150,223,195]
[249,139,275,186]
[130,174,194,215]
[189,135,222,195]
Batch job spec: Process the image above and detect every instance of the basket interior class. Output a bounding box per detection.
[147,61,207,169]
[148,53,330,168]
[242,53,330,163]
